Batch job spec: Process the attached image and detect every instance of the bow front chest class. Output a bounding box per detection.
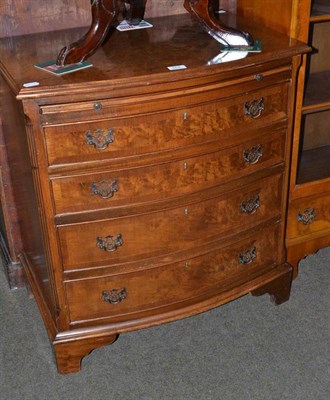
[0,13,309,373]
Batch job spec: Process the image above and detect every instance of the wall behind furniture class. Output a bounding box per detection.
[0,0,233,38]
[0,0,90,38]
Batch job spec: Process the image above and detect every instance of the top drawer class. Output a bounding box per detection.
[43,83,289,168]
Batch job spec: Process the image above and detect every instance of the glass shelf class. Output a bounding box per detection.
[297,108,330,184]
[303,71,330,110]
[311,1,330,20]
[297,145,330,184]
[296,9,330,185]
[310,12,330,21]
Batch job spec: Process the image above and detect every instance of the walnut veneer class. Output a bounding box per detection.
[0,12,308,373]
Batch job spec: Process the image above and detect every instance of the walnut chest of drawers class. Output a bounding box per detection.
[0,14,309,373]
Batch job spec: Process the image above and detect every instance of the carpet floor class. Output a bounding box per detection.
[1,248,329,400]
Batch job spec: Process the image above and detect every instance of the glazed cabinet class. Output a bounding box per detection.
[0,10,308,373]
[286,0,330,273]
[236,0,330,274]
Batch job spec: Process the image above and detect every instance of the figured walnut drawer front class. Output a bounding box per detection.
[286,191,330,240]
[65,223,280,324]
[51,129,285,215]
[58,173,283,271]
[43,84,288,167]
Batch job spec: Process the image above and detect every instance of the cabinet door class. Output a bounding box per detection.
[285,0,330,272]
[296,5,330,185]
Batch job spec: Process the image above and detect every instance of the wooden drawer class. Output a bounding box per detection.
[58,173,283,271]
[51,128,286,215]
[286,191,330,240]
[43,83,288,167]
[65,223,280,324]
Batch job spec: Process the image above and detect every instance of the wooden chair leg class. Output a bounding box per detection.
[56,0,120,66]
[183,0,254,46]
[125,0,147,25]
[56,0,254,65]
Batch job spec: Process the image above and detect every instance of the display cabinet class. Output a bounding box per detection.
[285,0,330,275]
[236,0,329,275]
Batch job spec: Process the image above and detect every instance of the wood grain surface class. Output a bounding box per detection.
[0,0,91,38]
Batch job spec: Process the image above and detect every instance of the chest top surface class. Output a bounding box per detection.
[0,13,308,101]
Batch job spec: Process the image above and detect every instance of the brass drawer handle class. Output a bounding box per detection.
[297,208,316,225]
[243,144,263,164]
[102,288,127,305]
[91,179,119,199]
[239,246,257,265]
[244,97,265,119]
[86,128,115,149]
[241,195,260,215]
[97,234,123,252]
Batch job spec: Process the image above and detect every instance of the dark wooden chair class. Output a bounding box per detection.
[56,0,253,65]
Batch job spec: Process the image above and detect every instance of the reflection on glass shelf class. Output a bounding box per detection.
[297,145,330,184]
[304,71,330,108]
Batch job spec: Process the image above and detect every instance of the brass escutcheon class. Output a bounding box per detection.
[96,233,123,252]
[239,247,257,265]
[102,288,127,305]
[244,97,265,119]
[91,179,119,199]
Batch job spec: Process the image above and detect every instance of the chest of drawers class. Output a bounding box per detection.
[0,13,309,373]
